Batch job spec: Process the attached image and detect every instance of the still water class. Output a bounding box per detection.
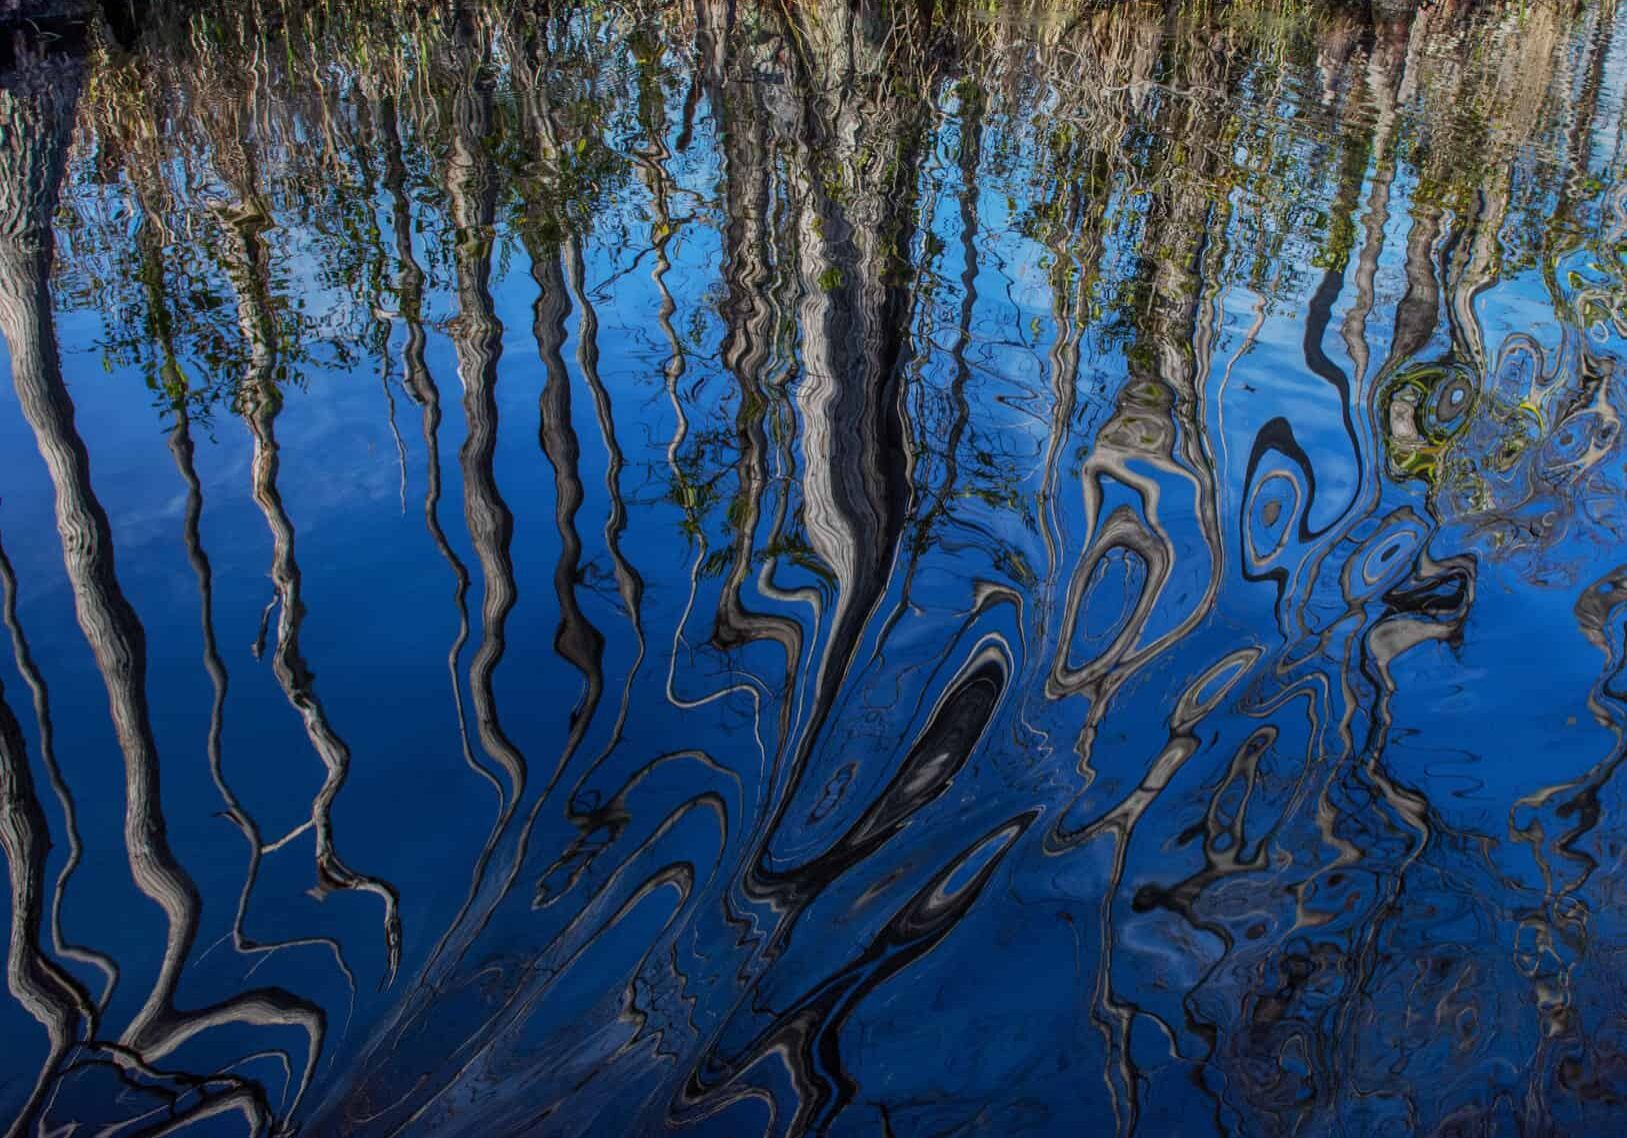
[2,0,1627,1133]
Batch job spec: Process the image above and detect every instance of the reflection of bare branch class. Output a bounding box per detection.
[394,37,538,991]
[0,530,118,1010]
[878,80,982,649]
[0,629,92,1138]
[375,91,484,797]
[169,390,360,1012]
[222,195,403,983]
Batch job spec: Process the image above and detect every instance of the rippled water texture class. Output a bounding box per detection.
[3,0,1627,1133]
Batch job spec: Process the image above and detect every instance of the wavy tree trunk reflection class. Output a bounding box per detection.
[0,590,91,1138]
[221,192,403,985]
[376,90,483,798]
[0,47,325,1131]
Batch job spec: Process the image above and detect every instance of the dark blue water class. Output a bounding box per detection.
[3,1,1627,1133]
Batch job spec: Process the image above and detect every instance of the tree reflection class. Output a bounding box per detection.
[5,0,1627,1133]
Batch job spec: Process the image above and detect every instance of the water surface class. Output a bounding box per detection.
[4,0,1627,1133]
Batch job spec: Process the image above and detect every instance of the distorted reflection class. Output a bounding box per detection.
[3,0,1627,1133]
